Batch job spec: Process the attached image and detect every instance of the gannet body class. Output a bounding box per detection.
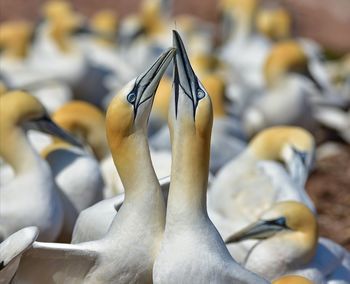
[225,202,350,283]
[0,227,38,284]
[13,48,175,284]
[0,91,81,242]
[153,31,268,284]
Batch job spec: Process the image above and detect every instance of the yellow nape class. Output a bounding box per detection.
[273,275,314,284]
[0,21,33,59]
[202,74,226,118]
[249,126,314,161]
[219,0,258,14]
[91,10,118,43]
[264,41,308,87]
[256,8,291,41]
[140,0,165,35]
[42,0,73,20]
[153,77,172,120]
[53,101,106,160]
[41,140,72,159]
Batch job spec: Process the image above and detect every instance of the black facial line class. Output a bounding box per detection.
[264,217,289,229]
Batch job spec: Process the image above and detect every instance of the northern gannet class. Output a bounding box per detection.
[225,201,350,283]
[0,20,72,114]
[13,48,175,283]
[153,30,268,284]
[0,91,80,242]
[209,126,316,227]
[0,227,38,284]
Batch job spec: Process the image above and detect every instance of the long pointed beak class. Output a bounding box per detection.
[133,47,176,118]
[173,30,203,118]
[25,116,83,148]
[225,218,287,244]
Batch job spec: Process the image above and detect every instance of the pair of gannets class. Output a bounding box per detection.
[208,126,316,252]
[225,201,350,283]
[12,32,267,283]
[0,91,81,242]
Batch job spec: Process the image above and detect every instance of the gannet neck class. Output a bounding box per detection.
[168,128,212,217]
[248,126,314,164]
[49,24,72,53]
[110,132,160,199]
[273,275,313,284]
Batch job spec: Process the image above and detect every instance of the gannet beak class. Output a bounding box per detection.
[24,115,83,148]
[225,217,288,244]
[132,47,176,121]
[173,30,205,118]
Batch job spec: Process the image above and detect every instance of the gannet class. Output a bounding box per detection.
[153,30,268,284]
[0,20,72,114]
[30,1,86,88]
[219,0,271,89]
[13,48,175,284]
[225,201,350,283]
[0,91,81,242]
[256,8,291,42]
[209,126,316,227]
[0,227,38,284]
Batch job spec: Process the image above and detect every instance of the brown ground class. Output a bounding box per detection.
[0,0,349,249]
[306,144,350,250]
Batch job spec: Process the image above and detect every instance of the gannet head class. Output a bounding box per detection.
[0,91,82,148]
[264,41,321,89]
[43,1,82,52]
[249,126,315,185]
[273,275,314,284]
[90,10,118,46]
[52,101,107,160]
[0,21,33,59]
[106,47,175,148]
[256,8,292,41]
[225,201,318,263]
[170,30,213,140]
[42,0,73,21]
[140,0,164,35]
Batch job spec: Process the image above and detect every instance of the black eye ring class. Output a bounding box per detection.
[197,89,205,99]
[127,93,136,104]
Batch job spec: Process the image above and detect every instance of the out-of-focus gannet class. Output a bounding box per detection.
[13,48,175,284]
[0,91,81,242]
[209,126,316,229]
[225,202,350,283]
[273,275,313,284]
[152,30,268,284]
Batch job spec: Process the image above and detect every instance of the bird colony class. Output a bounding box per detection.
[0,0,349,283]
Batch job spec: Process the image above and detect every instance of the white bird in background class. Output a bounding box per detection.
[0,91,81,242]
[12,48,175,284]
[153,30,268,284]
[225,201,350,283]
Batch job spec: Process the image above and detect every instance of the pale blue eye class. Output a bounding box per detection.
[127,93,136,103]
[197,90,205,99]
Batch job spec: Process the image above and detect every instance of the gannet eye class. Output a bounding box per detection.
[197,89,205,99]
[127,93,136,104]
